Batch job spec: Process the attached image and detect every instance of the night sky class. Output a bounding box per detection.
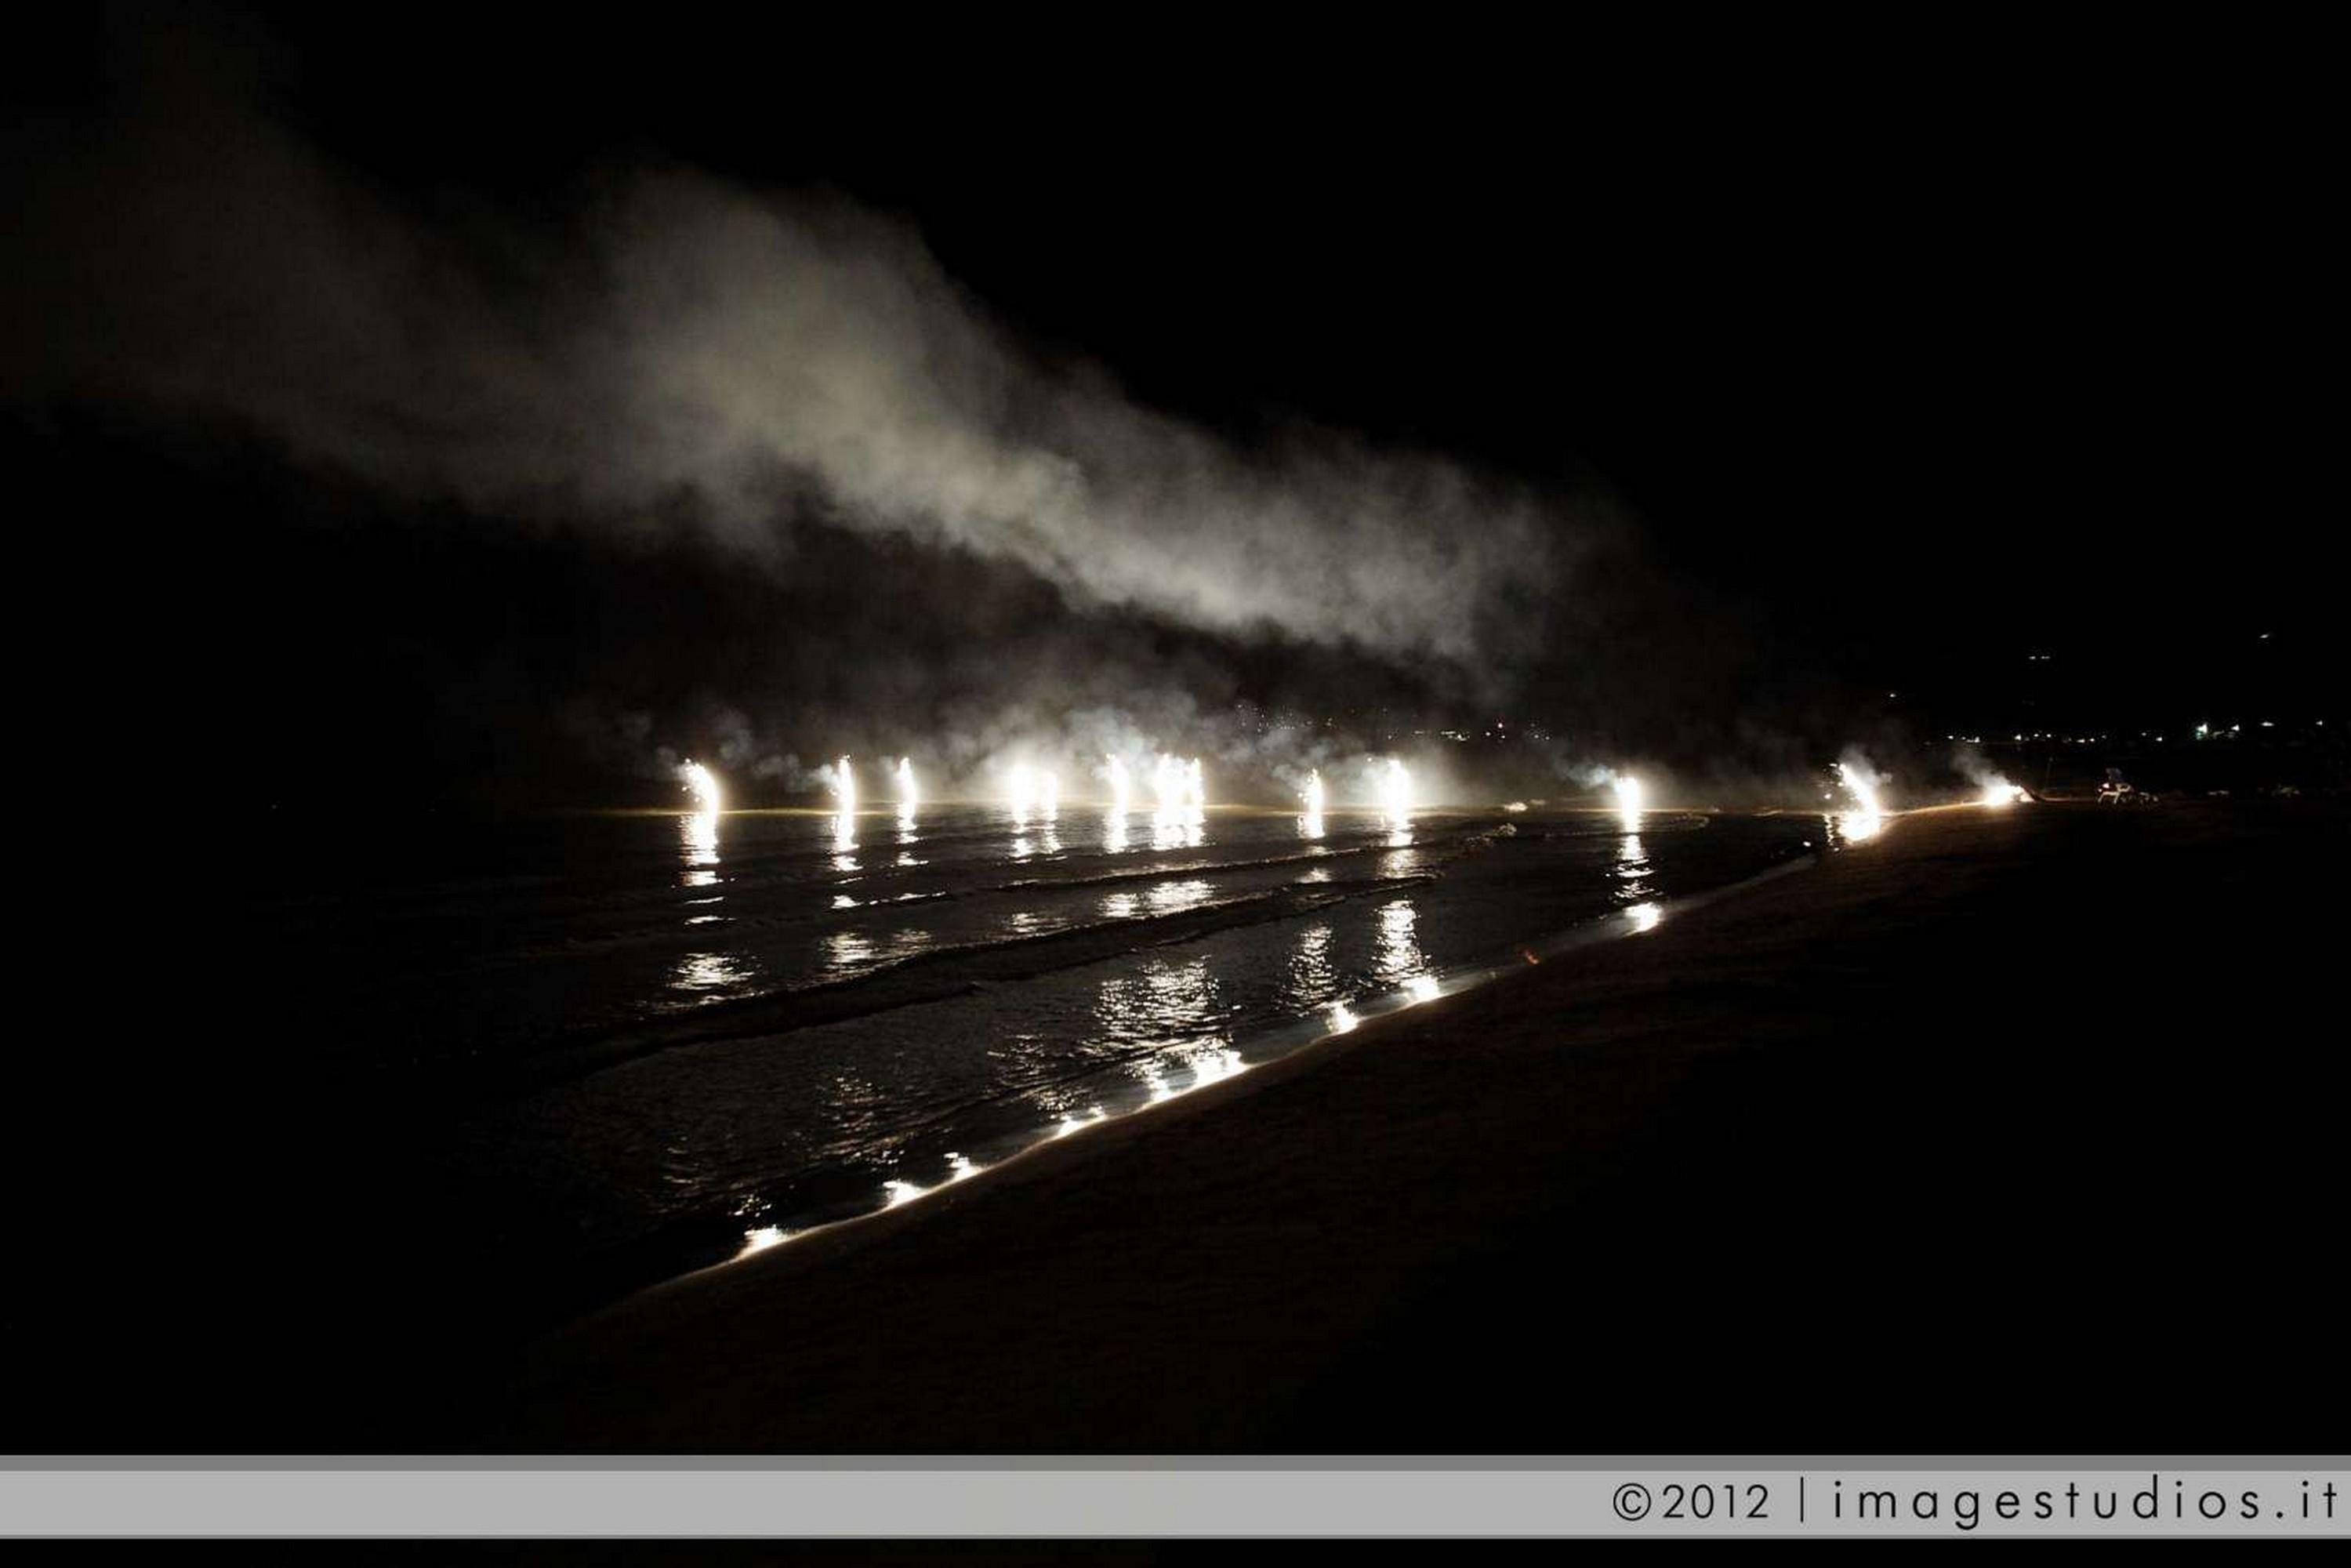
[9,8,2336,808]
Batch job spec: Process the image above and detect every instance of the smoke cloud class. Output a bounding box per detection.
[5,28,1572,672]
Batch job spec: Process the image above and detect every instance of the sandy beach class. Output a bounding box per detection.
[496,800,2347,1452]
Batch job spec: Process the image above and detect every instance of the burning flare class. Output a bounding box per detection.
[680,760,721,814]
[1301,769,1326,815]
[830,756,857,814]
[1002,762,1057,820]
[1104,755,1131,817]
[895,757,917,820]
[1152,755,1203,813]
[1835,760,1881,816]
[1152,755,1177,814]
[1611,772,1644,831]
[1379,758,1412,823]
[1979,778,2027,808]
[1834,758,1885,842]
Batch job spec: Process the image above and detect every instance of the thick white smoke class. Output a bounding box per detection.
[5,38,1569,668]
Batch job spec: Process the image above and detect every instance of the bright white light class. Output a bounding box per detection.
[736,1225,790,1258]
[1406,975,1440,1004]
[1301,770,1326,815]
[1979,779,2026,808]
[895,757,917,820]
[1188,1049,1246,1091]
[1328,1001,1359,1033]
[1380,759,1412,822]
[680,762,721,877]
[1834,759,1884,844]
[1004,762,1034,818]
[1186,757,1206,811]
[680,760,722,813]
[1054,1106,1108,1139]
[1105,755,1131,817]
[1627,902,1663,933]
[1152,754,1182,815]
[1836,760,1883,816]
[1612,772,1644,831]
[1038,770,1058,816]
[883,1180,924,1207]
[1835,760,1880,816]
[831,757,856,815]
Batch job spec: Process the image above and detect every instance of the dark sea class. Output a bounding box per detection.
[235,798,1838,1323]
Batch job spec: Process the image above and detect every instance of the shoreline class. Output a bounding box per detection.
[499,800,2350,1450]
[487,802,1971,1443]
[645,835,1825,1290]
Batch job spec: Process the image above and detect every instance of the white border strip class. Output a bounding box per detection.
[4,1468,2346,1537]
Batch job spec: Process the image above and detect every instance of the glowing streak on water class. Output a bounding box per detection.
[673,952,749,992]
[1614,831,1653,906]
[1377,898,1437,1001]
[680,787,720,884]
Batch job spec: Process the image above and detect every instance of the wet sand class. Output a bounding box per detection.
[500,800,2347,1451]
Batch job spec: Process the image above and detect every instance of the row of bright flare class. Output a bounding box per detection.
[680,757,2026,827]
[680,755,1417,821]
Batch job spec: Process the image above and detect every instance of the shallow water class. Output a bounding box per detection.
[241,802,1827,1305]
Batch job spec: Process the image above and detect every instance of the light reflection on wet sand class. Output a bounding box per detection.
[824,931,876,975]
[672,952,750,993]
[604,805,1830,1275]
[1145,878,1214,916]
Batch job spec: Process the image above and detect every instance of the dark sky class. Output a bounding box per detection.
[8,7,2336,804]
